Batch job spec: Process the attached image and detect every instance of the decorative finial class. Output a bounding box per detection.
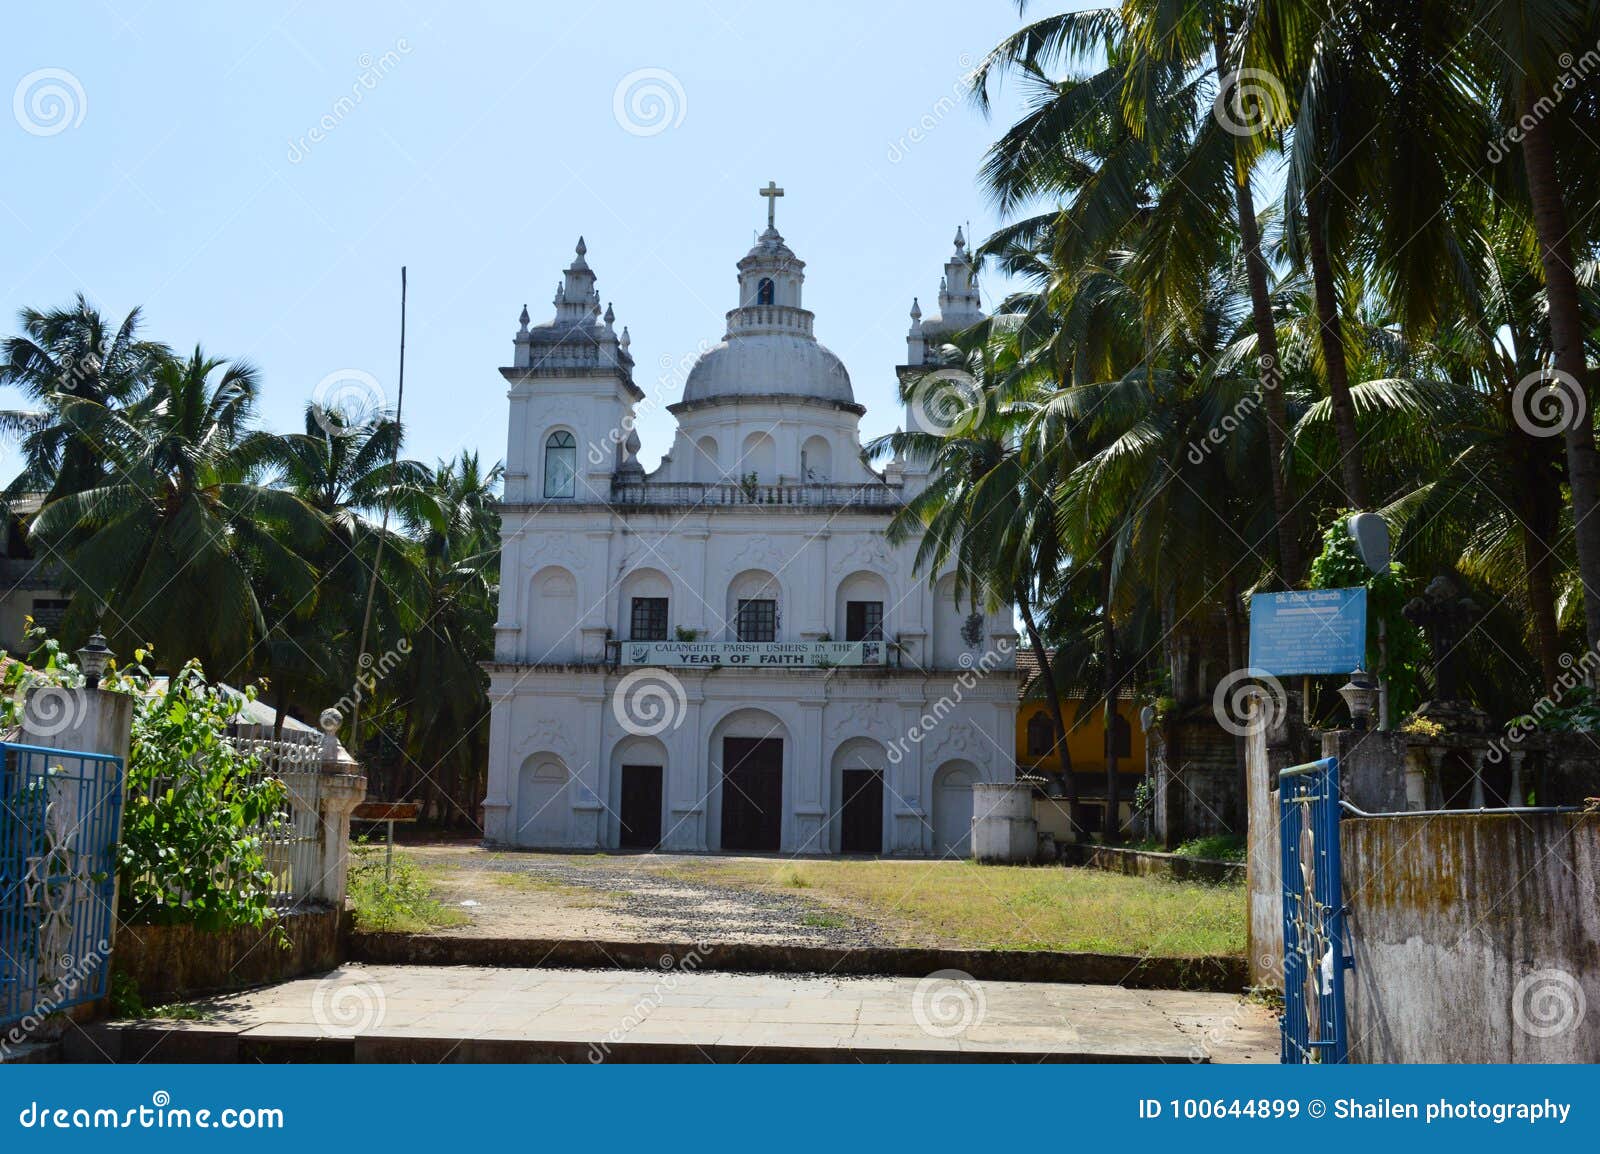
[518,304,530,333]
[910,297,922,321]
[603,301,615,329]
[620,325,631,351]
[954,225,966,252]
[575,235,587,257]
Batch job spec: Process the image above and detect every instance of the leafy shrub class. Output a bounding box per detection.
[1513,685,1600,733]
[113,659,287,931]
[1172,834,1247,862]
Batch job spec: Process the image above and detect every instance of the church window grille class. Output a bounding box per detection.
[844,600,884,642]
[630,597,669,641]
[736,598,776,642]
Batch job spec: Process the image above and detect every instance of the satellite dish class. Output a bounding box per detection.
[1346,512,1391,575]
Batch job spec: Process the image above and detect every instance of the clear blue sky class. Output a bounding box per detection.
[2,1,1049,475]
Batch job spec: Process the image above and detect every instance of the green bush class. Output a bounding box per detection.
[1,638,290,935]
[112,658,287,931]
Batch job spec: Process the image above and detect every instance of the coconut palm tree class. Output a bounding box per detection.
[0,295,166,503]
[28,346,325,672]
[250,405,430,729]
[973,1,1304,582]
[1466,0,1600,651]
[376,451,502,825]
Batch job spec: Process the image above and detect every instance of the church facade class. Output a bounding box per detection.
[482,191,1020,855]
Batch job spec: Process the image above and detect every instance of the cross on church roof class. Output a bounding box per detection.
[759,180,784,229]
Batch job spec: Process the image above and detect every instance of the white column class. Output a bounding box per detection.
[665,685,707,851]
[572,688,607,847]
[892,699,927,853]
[791,697,827,852]
[482,678,515,843]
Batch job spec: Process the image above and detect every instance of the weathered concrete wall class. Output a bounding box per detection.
[1344,813,1600,1063]
[1323,729,1410,813]
[1150,719,1243,847]
[1245,721,1280,989]
[972,783,1038,863]
[1067,843,1244,884]
[113,909,346,1002]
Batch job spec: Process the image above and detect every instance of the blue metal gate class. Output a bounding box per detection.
[1279,756,1351,1063]
[0,741,125,1033]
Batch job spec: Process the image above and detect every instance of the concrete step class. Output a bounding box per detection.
[58,964,1263,1064]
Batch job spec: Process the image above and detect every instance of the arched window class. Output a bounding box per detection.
[1026,711,1055,758]
[543,431,576,498]
[756,277,775,306]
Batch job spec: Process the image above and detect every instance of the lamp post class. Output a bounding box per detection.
[1338,667,1379,731]
[77,631,112,690]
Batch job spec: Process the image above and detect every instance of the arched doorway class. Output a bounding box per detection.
[830,738,887,854]
[709,708,788,852]
[516,755,569,847]
[931,760,978,857]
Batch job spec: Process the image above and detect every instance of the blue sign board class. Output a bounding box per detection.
[1249,588,1368,676]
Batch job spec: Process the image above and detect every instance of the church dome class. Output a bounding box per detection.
[676,188,858,410]
[683,332,854,406]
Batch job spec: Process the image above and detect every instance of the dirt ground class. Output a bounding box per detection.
[404,845,892,947]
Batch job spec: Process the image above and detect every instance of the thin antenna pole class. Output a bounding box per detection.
[351,266,407,742]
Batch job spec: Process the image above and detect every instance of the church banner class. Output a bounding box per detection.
[621,640,885,668]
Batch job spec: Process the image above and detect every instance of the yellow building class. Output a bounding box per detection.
[1014,650,1146,836]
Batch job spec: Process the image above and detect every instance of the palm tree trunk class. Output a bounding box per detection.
[1102,594,1122,845]
[1214,29,1301,585]
[1521,79,1600,657]
[1519,437,1564,691]
[1017,590,1080,837]
[1306,185,1367,508]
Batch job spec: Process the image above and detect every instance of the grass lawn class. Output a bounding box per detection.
[347,847,471,933]
[642,857,1245,957]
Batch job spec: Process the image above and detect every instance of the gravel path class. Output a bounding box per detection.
[405,847,891,949]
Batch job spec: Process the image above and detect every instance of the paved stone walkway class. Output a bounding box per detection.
[74,964,1278,1064]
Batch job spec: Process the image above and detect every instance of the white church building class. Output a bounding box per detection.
[482,188,1020,856]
